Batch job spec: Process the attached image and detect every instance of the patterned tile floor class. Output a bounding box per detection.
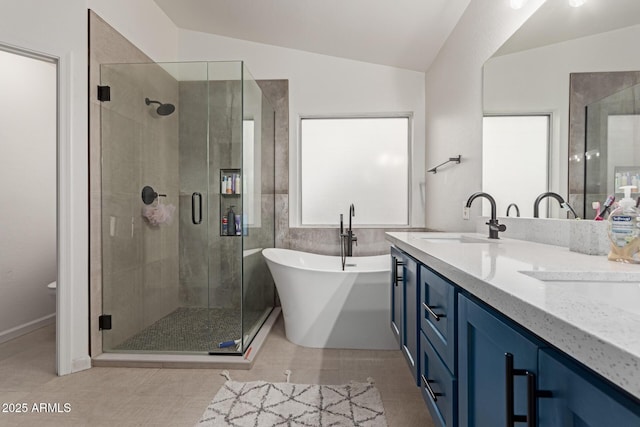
[113,307,268,353]
[0,316,433,426]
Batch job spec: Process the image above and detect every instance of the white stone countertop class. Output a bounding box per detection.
[386,231,640,400]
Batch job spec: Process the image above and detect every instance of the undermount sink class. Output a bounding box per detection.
[419,234,494,244]
[520,270,640,316]
[519,270,640,283]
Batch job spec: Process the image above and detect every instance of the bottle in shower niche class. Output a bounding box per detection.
[221,215,228,235]
[227,205,237,236]
[235,214,241,235]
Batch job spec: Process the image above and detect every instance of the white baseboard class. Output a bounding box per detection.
[71,355,92,373]
[0,313,56,344]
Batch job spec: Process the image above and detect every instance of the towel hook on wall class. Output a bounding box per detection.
[427,155,461,174]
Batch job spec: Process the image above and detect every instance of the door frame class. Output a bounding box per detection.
[0,42,75,375]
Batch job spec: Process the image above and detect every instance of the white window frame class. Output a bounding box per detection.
[295,114,412,228]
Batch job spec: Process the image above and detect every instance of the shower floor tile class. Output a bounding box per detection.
[112,307,267,353]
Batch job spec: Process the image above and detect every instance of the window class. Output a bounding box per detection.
[299,116,410,226]
[482,115,549,217]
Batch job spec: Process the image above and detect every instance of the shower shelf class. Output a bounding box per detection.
[220,168,242,236]
[220,168,241,195]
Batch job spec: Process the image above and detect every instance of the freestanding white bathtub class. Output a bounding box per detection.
[262,248,398,350]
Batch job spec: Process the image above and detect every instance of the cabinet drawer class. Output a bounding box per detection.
[420,265,456,372]
[420,331,456,427]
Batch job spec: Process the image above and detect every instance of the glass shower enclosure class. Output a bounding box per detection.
[584,82,640,218]
[100,61,275,355]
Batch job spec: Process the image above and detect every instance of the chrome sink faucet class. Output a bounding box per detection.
[506,203,520,217]
[465,192,506,239]
[533,192,579,218]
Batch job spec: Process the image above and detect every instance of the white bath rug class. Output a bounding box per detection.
[197,371,388,427]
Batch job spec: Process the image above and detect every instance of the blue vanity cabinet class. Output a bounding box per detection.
[390,246,404,348]
[538,349,640,426]
[390,242,640,427]
[420,266,456,372]
[390,246,420,384]
[458,294,541,427]
[420,331,457,427]
[418,265,457,427]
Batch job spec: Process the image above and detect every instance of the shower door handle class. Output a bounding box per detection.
[192,192,202,225]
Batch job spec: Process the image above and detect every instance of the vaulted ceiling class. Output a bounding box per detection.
[153,0,471,72]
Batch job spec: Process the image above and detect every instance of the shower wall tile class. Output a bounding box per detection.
[243,252,274,312]
[140,126,179,194]
[142,259,177,327]
[178,282,208,307]
[177,81,208,194]
[260,99,276,195]
[179,79,246,310]
[101,193,139,275]
[101,110,142,196]
[90,13,151,69]
[89,102,101,196]
[89,191,102,273]
[209,236,243,309]
[178,81,211,309]
[287,227,411,256]
[256,80,289,195]
[275,194,290,249]
[101,268,143,351]
[89,267,103,356]
[100,66,146,121]
[178,195,208,286]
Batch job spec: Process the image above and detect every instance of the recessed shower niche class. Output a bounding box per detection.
[99,61,275,355]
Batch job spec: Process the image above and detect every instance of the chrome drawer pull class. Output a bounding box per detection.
[423,302,445,322]
[421,374,442,402]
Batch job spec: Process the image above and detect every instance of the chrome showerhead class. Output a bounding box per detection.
[145,97,175,116]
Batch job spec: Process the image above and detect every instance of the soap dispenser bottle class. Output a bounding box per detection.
[227,205,237,236]
[607,185,640,263]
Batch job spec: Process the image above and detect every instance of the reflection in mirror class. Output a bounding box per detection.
[483,0,640,219]
[569,71,640,218]
[482,115,549,218]
[584,83,640,218]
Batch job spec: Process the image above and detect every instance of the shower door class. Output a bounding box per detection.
[100,62,217,354]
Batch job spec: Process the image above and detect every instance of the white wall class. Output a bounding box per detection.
[178,29,427,227]
[484,24,640,214]
[0,0,90,375]
[0,50,56,342]
[424,0,546,231]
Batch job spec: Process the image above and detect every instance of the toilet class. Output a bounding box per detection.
[47,281,57,296]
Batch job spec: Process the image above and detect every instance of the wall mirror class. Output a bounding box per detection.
[482,0,640,219]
